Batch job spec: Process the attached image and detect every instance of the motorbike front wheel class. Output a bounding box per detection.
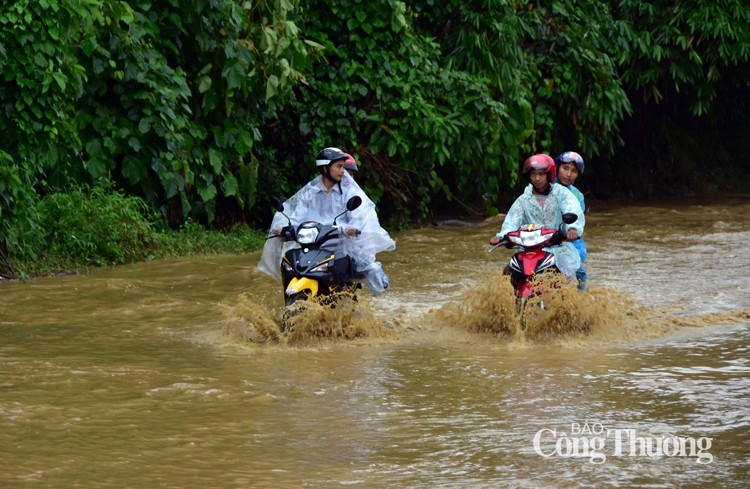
[281,292,311,333]
[284,291,309,307]
[516,297,528,331]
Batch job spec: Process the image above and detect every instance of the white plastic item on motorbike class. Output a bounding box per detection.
[361,261,389,296]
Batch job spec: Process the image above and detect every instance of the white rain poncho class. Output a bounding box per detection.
[499,183,585,279]
[258,172,396,294]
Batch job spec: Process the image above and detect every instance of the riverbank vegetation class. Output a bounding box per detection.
[2,0,749,278]
[0,185,265,279]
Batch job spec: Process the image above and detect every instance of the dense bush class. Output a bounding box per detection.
[3,185,157,274]
[0,0,315,229]
[73,0,316,227]
[0,0,91,219]
[155,219,266,258]
[280,0,511,222]
[2,0,750,275]
[1,185,266,278]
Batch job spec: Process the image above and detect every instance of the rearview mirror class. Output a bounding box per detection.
[271,197,284,212]
[562,213,578,224]
[346,196,362,211]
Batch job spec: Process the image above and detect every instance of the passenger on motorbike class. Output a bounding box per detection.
[258,147,395,295]
[489,154,585,280]
[554,151,588,289]
[343,152,359,178]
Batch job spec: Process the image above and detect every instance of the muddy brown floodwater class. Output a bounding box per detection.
[2,196,749,488]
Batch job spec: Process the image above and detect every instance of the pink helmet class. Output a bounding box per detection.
[343,153,358,173]
[522,154,556,182]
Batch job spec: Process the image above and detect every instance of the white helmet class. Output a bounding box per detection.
[315,147,347,166]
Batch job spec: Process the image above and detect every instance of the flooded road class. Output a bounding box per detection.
[2,197,749,488]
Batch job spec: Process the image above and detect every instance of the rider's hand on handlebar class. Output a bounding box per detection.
[344,226,359,237]
[566,229,579,241]
[489,235,502,246]
[273,226,294,238]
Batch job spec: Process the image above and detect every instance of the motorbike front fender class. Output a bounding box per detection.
[516,279,534,298]
[285,277,319,298]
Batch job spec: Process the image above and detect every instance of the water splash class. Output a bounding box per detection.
[431,271,725,346]
[220,292,396,347]
[220,273,750,349]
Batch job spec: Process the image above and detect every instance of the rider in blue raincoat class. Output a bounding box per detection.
[554,151,588,289]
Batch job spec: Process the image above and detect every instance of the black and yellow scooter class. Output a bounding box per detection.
[270,196,362,310]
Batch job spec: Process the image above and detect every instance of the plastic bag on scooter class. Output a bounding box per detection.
[360,261,389,296]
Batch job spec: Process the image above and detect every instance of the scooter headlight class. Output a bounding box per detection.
[516,229,544,247]
[296,227,319,245]
[309,263,329,273]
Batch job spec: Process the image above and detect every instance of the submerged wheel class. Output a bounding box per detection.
[516,297,529,331]
[284,291,308,307]
[281,292,310,332]
[280,309,295,332]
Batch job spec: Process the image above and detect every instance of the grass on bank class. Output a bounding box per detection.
[0,186,266,280]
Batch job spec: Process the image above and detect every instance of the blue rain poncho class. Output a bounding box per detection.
[499,183,585,278]
[554,180,588,287]
[565,183,585,212]
[258,171,396,295]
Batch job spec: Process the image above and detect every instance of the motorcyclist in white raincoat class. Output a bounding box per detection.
[258,147,395,294]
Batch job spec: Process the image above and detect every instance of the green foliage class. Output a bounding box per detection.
[412,0,534,172]
[414,1,632,159]
[154,220,266,258]
[519,1,632,156]
[614,0,750,116]
[275,0,633,221]
[600,0,750,198]
[74,0,318,226]
[284,0,511,220]
[4,185,157,273]
[1,185,267,277]
[2,0,750,275]
[0,0,98,218]
[0,152,30,218]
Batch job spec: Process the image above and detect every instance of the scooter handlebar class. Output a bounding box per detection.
[334,225,361,237]
[550,231,566,246]
[280,225,295,240]
[488,237,513,252]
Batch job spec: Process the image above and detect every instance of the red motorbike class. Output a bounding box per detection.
[490,213,578,328]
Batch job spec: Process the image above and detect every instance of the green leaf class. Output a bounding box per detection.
[198,182,217,202]
[84,158,107,179]
[236,130,253,155]
[52,72,67,91]
[121,156,145,185]
[197,63,212,76]
[208,148,223,174]
[265,75,278,100]
[198,75,212,93]
[222,61,245,90]
[223,173,238,197]
[138,118,151,134]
